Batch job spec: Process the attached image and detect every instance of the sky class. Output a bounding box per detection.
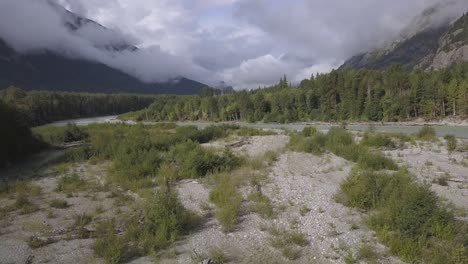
[1,0,467,89]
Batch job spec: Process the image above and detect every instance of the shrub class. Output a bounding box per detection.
[416,126,437,141]
[73,213,93,239]
[444,135,457,152]
[358,244,379,263]
[169,141,240,179]
[325,127,363,161]
[339,167,461,263]
[288,129,326,155]
[49,198,69,209]
[33,123,88,145]
[140,189,200,252]
[339,169,392,210]
[357,151,398,171]
[56,174,86,193]
[93,219,127,264]
[361,132,396,149]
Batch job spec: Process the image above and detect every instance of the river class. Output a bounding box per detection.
[43,115,468,139]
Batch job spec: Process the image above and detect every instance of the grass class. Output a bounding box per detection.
[93,219,129,264]
[358,244,379,264]
[433,173,450,186]
[73,213,93,239]
[416,126,437,141]
[248,191,274,219]
[338,167,465,263]
[299,205,311,216]
[444,135,457,152]
[361,132,396,149]
[288,128,326,155]
[49,198,69,209]
[264,225,308,260]
[56,174,87,194]
[209,174,243,232]
[14,194,38,214]
[26,236,54,249]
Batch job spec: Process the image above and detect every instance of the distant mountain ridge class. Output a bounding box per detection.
[0,2,207,95]
[341,2,468,71]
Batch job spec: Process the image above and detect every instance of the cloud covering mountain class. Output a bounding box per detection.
[1,0,467,89]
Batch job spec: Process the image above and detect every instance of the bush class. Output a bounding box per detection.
[325,127,362,161]
[169,141,240,179]
[93,219,128,264]
[339,167,461,263]
[49,198,69,209]
[33,123,88,145]
[357,151,398,171]
[361,132,396,149]
[56,174,86,193]
[140,189,199,252]
[288,131,326,155]
[416,126,437,141]
[444,135,457,152]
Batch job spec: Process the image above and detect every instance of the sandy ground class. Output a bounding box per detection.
[163,136,403,264]
[0,162,132,264]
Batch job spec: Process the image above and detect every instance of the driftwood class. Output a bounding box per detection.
[228,139,250,148]
[448,178,468,183]
[55,140,88,149]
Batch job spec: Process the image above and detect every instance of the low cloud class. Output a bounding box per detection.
[0,0,467,89]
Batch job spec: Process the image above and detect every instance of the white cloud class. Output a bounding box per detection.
[1,0,467,89]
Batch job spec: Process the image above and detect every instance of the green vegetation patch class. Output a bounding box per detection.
[209,174,243,232]
[339,167,466,263]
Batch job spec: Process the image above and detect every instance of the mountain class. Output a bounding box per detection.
[0,2,207,95]
[340,2,468,71]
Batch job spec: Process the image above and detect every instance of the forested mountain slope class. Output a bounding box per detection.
[124,63,468,123]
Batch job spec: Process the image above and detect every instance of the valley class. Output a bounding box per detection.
[0,122,467,263]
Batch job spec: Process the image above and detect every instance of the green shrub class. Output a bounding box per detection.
[358,244,379,263]
[56,174,86,193]
[140,189,200,252]
[339,166,461,263]
[339,169,392,210]
[361,132,396,149]
[444,135,457,152]
[74,213,93,239]
[49,198,69,209]
[357,151,398,171]
[288,129,326,155]
[416,126,437,141]
[325,127,363,161]
[15,194,35,213]
[169,141,240,179]
[93,219,128,264]
[33,123,88,145]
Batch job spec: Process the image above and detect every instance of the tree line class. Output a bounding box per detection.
[0,87,156,168]
[127,63,468,123]
[0,87,156,126]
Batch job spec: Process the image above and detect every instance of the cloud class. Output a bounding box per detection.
[0,0,467,89]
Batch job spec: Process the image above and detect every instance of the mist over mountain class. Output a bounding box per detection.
[0,0,208,94]
[341,0,468,70]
